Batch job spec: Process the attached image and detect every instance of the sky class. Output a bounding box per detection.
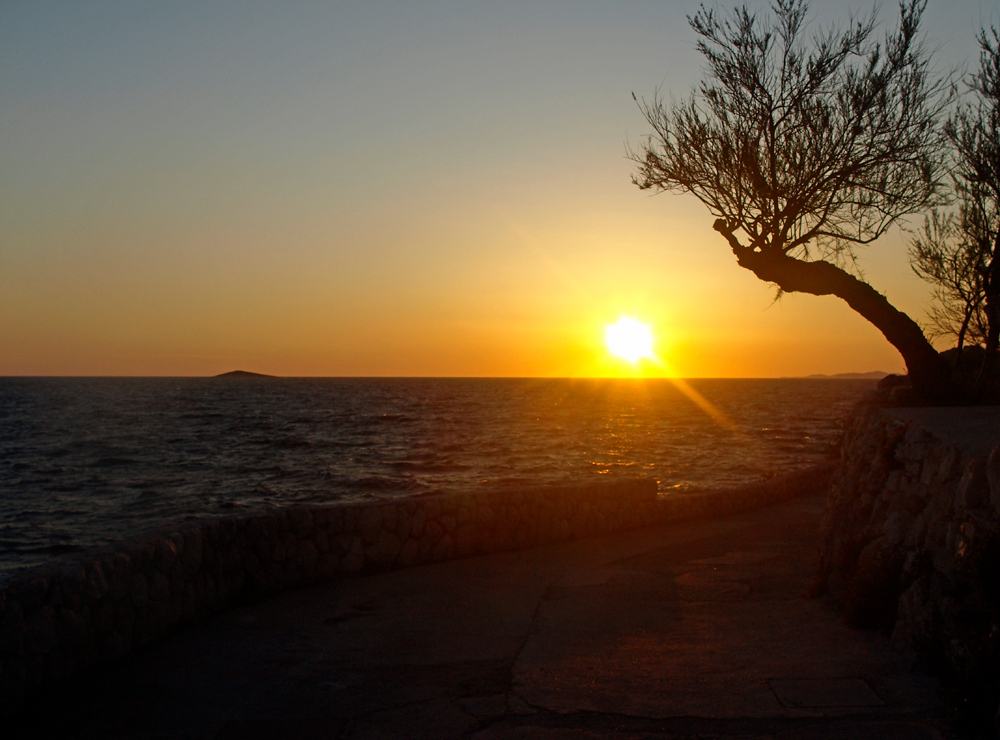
[2,0,997,378]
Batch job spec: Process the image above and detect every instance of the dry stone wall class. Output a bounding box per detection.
[818,403,1000,722]
[0,467,831,714]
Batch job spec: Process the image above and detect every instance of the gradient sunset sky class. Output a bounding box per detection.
[2,1,995,378]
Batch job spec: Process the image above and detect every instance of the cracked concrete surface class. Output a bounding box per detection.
[7,494,955,739]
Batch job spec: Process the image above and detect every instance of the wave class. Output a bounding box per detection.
[388,459,472,473]
[93,457,141,468]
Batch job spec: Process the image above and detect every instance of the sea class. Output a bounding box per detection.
[0,376,874,579]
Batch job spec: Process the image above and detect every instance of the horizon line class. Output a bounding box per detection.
[0,372,892,380]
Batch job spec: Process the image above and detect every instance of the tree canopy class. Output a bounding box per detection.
[631,0,956,398]
[910,27,1000,395]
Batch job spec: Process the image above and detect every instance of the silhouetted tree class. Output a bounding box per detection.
[631,0,956,399]
[910,205,987,352]
[910,27,1000,393]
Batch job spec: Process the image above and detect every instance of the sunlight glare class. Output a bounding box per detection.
[605,317,656,363]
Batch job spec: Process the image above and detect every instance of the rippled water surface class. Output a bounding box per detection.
[0,377,871,576]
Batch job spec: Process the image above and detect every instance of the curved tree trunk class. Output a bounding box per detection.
[714,221,957,402]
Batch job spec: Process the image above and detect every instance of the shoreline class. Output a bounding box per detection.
[0,376,866,579]
[0,464,833,714]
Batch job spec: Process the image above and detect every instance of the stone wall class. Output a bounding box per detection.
[0,467,831,714]
[818,402,1000,723]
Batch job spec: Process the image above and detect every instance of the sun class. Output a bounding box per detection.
[605,317,656,363]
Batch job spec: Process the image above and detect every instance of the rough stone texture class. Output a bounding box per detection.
[0,467,831,715]
[4,491,951,740]
[818,402,1000,727]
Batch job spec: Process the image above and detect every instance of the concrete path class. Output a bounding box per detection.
[9,493,955,739]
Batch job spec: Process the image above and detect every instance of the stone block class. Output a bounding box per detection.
[106,553,133,603]
[310,507,329,529]
[920,458,938,486]
[366,530,402,565]
[843,537,902,631]
[272,539,287,563]
[431,534,454,561]
[906,506,934,550]
[44,648,70,683]
[300,540,319,567]
[181,528,203,575]
[937,446,960,483]
[133,607,163,649]
[0,654,26,713]
[332,534,354,556]
[397,538,420,567]
[538,516,554,544]
[168,564,185,598]
[395,506,412,540]
[453,524,478,555]
[149,571,171,611]
[410,507,426,538]
[128,572,149,608]
[316,551,340,579]
[273,511,292,534]
[455,503,474,526]
[988,446,1000,512]
[416,535,435,562]
[56,565,87,611]
[0,600,26,653]
[556,517,571,541]
[85,560,110,601]
[289,508,313,534]
[891,578,934,653]
[341,505,358,531]
[24,653,45,691]
[314,529,330,553]
[419,498,440,520]
[169,530,185,556]
[325,506,344,534]
[281,535,299,563]
[381,503,398,533]
[132,539,157,567]
[357,506,383,543]
[92,598,115,636]
[15,577,50,613]
[945,521,961,564]
[53,607,86,648]
[957,458,989,512]
[341,539,363,573]
[476,504,496,528]
[882,510,914,547]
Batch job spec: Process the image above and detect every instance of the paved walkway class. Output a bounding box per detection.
[9,493,955,738]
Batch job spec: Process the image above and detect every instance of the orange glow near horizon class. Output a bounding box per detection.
[3,3,969,380]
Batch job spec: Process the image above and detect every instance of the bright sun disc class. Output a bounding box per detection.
[605,317,655,363]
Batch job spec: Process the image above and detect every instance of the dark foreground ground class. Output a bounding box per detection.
[9,493,956,739]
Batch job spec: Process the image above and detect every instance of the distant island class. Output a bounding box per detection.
[214,370,276,378]
[804,371,889,380]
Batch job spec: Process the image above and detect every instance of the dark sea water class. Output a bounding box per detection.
[0,377,871,578]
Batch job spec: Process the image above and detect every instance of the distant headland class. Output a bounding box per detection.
[214,370,276,378]
[804,371,889,380]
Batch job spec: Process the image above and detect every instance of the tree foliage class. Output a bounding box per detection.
[910,204,988,348]
[630,0,956,398]
[910,27,1000,391]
